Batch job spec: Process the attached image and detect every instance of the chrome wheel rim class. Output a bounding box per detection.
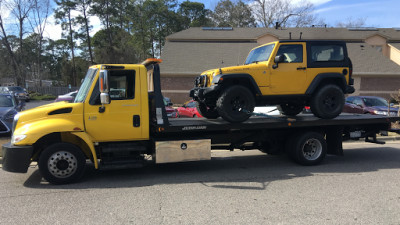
[47,151,78,178]
[301,138,322,160]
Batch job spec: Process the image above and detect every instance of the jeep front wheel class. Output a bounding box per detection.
[196,102,219,119]
[310,85,344,119]
[278,103,303,116]
[216,85,255,123]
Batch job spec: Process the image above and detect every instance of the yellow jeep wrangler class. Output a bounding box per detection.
[190,40,355,122]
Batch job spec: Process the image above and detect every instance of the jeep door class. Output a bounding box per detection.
[269,43,307,94]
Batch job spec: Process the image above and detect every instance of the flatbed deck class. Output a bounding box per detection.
[157,113,398,133]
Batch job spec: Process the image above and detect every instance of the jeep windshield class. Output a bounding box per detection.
[244,44,275,65]
[74,68,98,103]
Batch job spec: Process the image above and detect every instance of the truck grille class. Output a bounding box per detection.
[194,75,208,87]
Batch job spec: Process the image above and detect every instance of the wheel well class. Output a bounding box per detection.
[313,78,345,94]
[32,132,93,161]
[220,78,258,96]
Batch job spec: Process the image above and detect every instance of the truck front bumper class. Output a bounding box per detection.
[2,142,33,173]
[345,85,355,94]
[190,85,220,100]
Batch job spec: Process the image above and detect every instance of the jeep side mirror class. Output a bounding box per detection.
[273,55,284,69]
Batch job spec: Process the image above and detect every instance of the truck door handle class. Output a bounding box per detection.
[297,67,306,70]
[133,115,140,127]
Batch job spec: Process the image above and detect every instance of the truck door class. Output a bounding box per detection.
[269,43,307,94]
[84,68,146,142]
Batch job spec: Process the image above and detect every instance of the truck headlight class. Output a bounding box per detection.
[11,134,27,144]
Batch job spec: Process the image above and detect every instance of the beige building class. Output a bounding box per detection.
[160,27,400,104]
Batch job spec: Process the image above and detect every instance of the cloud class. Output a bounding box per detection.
[41,12,102,40]
[290,0,332,6]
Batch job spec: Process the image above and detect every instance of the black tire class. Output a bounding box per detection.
[38,142,86,184]
[216,85,255,123]
[196,102,219,119]
[310,85,344,119]
[278,104,304,116]
[287,132,327,166]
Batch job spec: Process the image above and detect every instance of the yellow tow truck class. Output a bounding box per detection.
[2,59,398,184]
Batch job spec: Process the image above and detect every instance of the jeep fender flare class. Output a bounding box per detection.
[212,73,262,95]
[305,73,348,95]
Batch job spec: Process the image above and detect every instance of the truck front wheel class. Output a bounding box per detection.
[216,85,255,123]
[310,85,344,119]
[287,132,327,166]
[38,143,86,185]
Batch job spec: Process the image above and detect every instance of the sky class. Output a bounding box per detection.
[197,0,400,28]
[1,0,399,41]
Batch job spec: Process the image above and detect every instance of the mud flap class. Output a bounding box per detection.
[326,126,344,156]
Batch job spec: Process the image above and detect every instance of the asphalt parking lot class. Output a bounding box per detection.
[1,100,400,224]
[1,141,400,224]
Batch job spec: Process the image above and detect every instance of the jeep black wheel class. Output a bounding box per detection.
[310,85,344,119]
[38,142,86,185]
[278,103,303,116]
[216,85,255,123]
[196,102,219,119]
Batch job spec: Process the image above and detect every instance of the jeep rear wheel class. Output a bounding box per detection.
[216,85,255,123]
[310,84,344,119]
[278,104,303,116]
[196,102,219,119]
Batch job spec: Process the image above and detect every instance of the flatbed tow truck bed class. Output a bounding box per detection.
[159,114,397,133]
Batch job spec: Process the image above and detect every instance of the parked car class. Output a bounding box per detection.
[164,97,178,118]
[343,96,398,116]
[0,93,25,134]
[177,100,202,118]
[0,86,30,102]
[54,90,78,102]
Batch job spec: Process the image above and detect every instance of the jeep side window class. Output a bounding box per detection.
[108,70,135,100]
[311,45,344,62]
[276,44,303,63]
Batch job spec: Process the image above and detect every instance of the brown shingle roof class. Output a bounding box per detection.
[167,27,400,42]
[389,43,400,50]
[161,41,258,75]
[347,43,400,74]
[161,41,400,76]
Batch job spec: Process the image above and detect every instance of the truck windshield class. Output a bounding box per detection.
[244,44,275,65]
[74,68,98,103]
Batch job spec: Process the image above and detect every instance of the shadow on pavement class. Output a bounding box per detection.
[22,146,400,190]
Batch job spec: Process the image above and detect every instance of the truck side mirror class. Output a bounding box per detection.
[99,70,110,105]
[273,55,284,69]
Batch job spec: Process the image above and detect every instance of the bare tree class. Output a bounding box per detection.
[0,12,20,84]
[335,17,367,28]
[28,0,51,84]
[2,0,34,86]
[252,0,318,28]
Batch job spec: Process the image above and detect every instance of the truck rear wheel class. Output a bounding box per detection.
[310,85,344,119]
[196,102,219,119]
[38,142,86,185]
[278,104,303,116]
[216,85,255,123]
[287,132,327,166]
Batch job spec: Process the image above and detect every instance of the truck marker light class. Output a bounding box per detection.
[73,127,82,131]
